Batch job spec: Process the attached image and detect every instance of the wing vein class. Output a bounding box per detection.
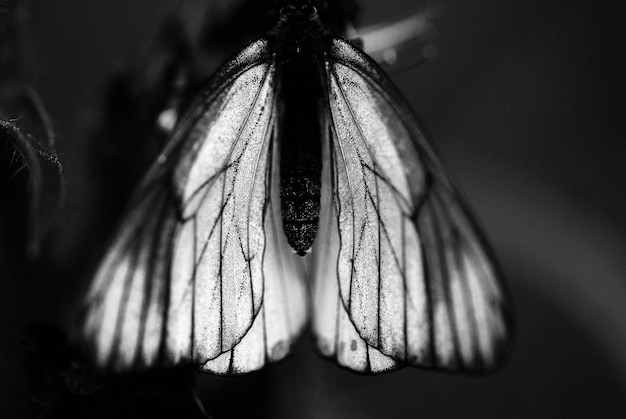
[430,193,462,368]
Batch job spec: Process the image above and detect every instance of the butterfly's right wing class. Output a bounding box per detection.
[83,39,308,375]
[311,37,512,374]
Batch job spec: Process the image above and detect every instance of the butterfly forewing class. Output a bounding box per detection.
[174,62,274,362]
[84,185,179,368]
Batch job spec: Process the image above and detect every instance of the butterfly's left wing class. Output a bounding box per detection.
[311,37,512,374]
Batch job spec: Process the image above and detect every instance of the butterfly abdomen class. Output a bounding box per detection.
[280,162,321,256]
[276,16,325,256]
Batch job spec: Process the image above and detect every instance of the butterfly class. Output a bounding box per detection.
[82,0,513,375]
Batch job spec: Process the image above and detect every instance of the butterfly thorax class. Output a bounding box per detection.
[273,3,326,256]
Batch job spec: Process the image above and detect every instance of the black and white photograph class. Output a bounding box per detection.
[1,0,624,417]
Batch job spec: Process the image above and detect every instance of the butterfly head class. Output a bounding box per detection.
[273,0,325,59]
[279,0,319,21]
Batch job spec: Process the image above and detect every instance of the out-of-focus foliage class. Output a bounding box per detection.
[1,0,63,258]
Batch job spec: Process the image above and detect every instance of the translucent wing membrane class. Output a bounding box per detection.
[83,39,308,375]
[310,38,511,373]
[83,185,179,369]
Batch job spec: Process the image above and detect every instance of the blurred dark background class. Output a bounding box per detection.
[1,0,625,417]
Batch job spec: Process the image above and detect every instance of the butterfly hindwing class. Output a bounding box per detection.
[311,120,400,374]
[200,122,309,375]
